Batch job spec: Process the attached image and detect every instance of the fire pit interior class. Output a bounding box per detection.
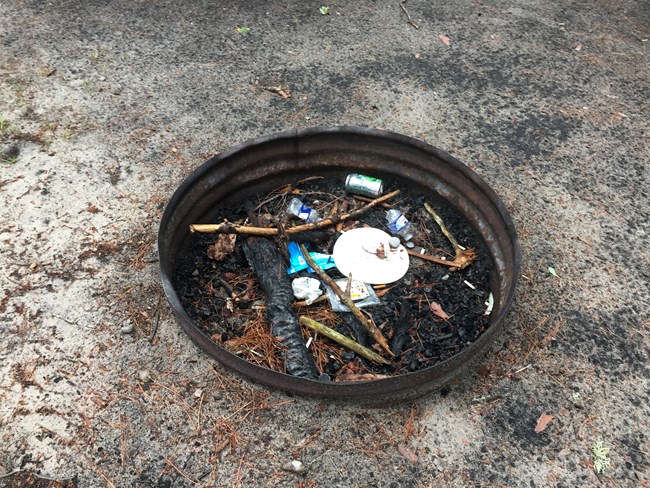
[159,127,521,402]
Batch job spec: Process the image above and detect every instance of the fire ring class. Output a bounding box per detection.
[158,126,521,403]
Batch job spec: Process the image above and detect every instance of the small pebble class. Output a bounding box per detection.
[318,373,331,382]
[283,460,306,473]
[120,322,134,334]
[138,370,151,383]
[342,351,355,362]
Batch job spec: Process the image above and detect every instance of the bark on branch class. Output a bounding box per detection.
[241,237,319,379]
[299,317,391,366]
[189,190,400,235]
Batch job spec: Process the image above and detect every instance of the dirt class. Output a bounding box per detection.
[1,1,648,487]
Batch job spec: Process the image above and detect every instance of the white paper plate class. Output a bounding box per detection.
[332,227,410,284]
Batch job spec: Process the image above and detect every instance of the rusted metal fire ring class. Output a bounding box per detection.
[158,126,521,403]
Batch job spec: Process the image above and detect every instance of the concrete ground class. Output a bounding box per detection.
[1,0,648,486]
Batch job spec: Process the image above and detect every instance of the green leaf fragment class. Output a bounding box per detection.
[592,440,611,474]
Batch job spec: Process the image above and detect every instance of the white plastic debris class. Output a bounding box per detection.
[484,292,494,316]
[325,278,381,312]
[463,280,476,290]
[332,227,410,284]
[291,277,323,304]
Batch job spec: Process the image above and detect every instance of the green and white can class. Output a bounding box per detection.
[345,173,384,197]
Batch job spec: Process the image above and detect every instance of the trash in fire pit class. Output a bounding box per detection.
[174,173,493,381]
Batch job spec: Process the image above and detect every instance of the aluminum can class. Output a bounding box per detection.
[345,173,384,197]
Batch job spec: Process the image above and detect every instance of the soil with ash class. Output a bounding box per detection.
[173,176,494,381]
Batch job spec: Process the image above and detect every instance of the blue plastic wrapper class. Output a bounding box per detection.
[286,241,336,274]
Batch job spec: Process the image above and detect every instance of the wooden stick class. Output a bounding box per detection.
[400,0,419,30]
[189,190,400,235]
[406,248,467,268]
[190,223,278,235]
[424,203,460,252]
[422,202,476,270]
[299,316,390,366]
[298,243,394,357]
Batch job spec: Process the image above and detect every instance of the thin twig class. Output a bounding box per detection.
[164,455,200,485]
[84,456,117,488]
[406,248,472,268]
[119,414,128,473]
[148,292,162,344]
[214,437,231,457]
[424,203,460,250]
[154,382,195,422]
[0,469,74,481]
[299,244,393,356]
[234,453,245,488]
[149,310,160,344]
[352,195,394,209]
[400,0,419,30]
[252,178,324,212]
[577,415,597,440]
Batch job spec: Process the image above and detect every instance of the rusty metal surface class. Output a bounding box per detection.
[158,126,521,403]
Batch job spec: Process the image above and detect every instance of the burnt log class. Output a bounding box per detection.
[242,236,319,379]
